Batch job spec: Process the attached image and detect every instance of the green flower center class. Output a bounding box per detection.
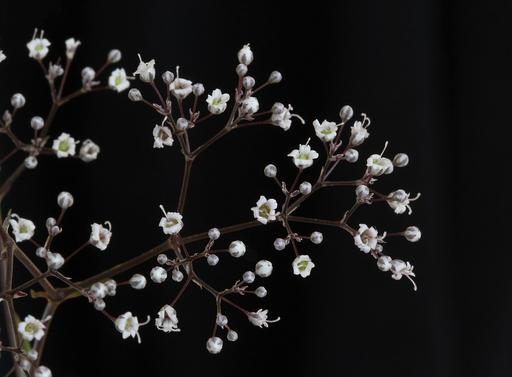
[114,76,124,86]
[25,322,38,334]
[259,205,270,219]
[35,44,44,52]
[58,140,70,152]
[19,224,28,233]
[297,260,309,271]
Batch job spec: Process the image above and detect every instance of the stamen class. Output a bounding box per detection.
[379,141,389,157]
[159,204,168,217]
[104,221,112,231]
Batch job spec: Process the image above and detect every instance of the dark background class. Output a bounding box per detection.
[0,0,510,376]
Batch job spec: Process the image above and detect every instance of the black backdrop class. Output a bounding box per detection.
[1,1,511,376]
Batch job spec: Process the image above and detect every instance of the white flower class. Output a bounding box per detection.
[270,103,304,130]
[366,146,394,176]
[292,255,315,278]
[115,312,150,343]
[251,196,278,224]
[206,337,223,354]
[89,282,108,300]
[52,132,77,158]
[9,215,35,243]
[288,143,319,169]
[353,224,382,253]
[206,89,230,114]
[46,252,64,270]
[170,77,193,99]
[27,31,51,60]
[390,259,417,291]
[65,38,81,59]
[240,96,259,114]
[108,68,130,92]
[247,309,280,328]
[18,315,46,341]
[158,206,183,235]
[0,50,6,63]
[313,119,339,142]
[255,260,273,277]
[404,226,422,242]
[153,125,174,148]
[133,54,155,82]
[377,255,392,271]
[89,222,112,251]
[34,366,52,377]
[229,240,246,257]
[387,190,421,215]
[155,305,180,332]
[79,139,100,162]
[350,120,370,146]
[238,44,254,65]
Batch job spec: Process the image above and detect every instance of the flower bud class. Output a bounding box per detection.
[216,313,228,327]
[299,181,312,195]
[393,153,409,167]
[255,286,267,298]
[208,227,220,240]
[2,110,12,124]
[34,365,52,377]
[81,67,95,83]
[150,266,167,283]
[50,226,62,237]
[26,350,38,361]
[268,71,282,84]
[264,164,277,178]
[46,217,56,230]
[272,102,285,114]
[229,240,246,257]
[57,191,74,209]
[227,330,238,341]
[242,271,255,284]
[255,260,273,278]
[236,63,248,77]
[46,252,64,270]
[310,231,323,244]
[176,117,189,130]
[344,148,359,163]
[237,44,253,65]
[128,88,143,102]
[24,156,38,169]
[356,185,370,201]
[404,226,421,242]
[243,76,255,89]
[162,70,175,85]
[89,282,108,299]
[129,274,147,289]
[157,254,168,265]
[206,336,223,354]
[94,298,106,311]
[105,279,117,296]
[36,247,47,258]
[377,255,392,271]
[31,116,45,130]
[339,105,354,123]
[11,93,26,109]
[207,254,219,266]
[107,49,122,64]
[171,268,184,282]
[240,96,259,114]
[192,83,205,96]
[273,238,286,251]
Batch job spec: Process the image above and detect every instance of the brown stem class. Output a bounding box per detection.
[177,157,194,213]
[32,300,60,369]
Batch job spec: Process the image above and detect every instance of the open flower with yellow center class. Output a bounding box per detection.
[108,68,130,92]
[9,214,35,243]
[158,205,183,235]
[292,255,315,277]
[251,196,278,224]
[288,143,319,169]
[313,119,339,142]
[52,132,77,158]
[18,315,46,341]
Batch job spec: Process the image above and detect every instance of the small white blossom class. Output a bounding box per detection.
[393,153,409,167]
[206,337,223,354]
[299,181,312,195]
[129,274,147,290]
[367,144,394,176]
[65,38,81,59]
[24,155,38,170]
[216,313,228,328]
[108,68,130,92]
[354,224,382,253]
[229,240,246,257]
[0,50,6,63]
[171,268,184,282]
[238,44,254,65]
[34,366,52,377]
[115,312,149,343]
[288,143,319,169]
[11,93,26,109]
[207,254,219,266]
[150,266,167,283]
[208,228,220,240]
[155,305,180,333]
[52,132,77,158]
[105,279,117,296]
[387,190,421,215]
[292,255,315,278]
[57,191,74,209]
[9,215,35,242]
[255,286,267,298]
[79,139,100,162]
[313,119,339,142]
[273,238,287,251]
[344,148,359,163]
[133,54,155,82]
[27,31,51,60]
[339,105,354,123]
[18,315,46,341]
[247,309,280,328]
[350,119,370,146]
[158,206,183,235]
[390,259,417,291]
[243,271,255,284]
[310,231,323,244]
[227,330,238,342]
[251,196,278,224]
[377,255,392,272]
[355,185,372,202]
[264,164,277,178]
[255,260,273,278]
[89,282,108,300]
[404,226,422,242]
[170,77,193,99]
[153,125,174,148]
[240,96,259,115]
[46,252,64,270]
[94,299,106,311]
[206,89,230,114]
[107,49,122,64]
[270,103,304,130]
[89,222,112,251]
